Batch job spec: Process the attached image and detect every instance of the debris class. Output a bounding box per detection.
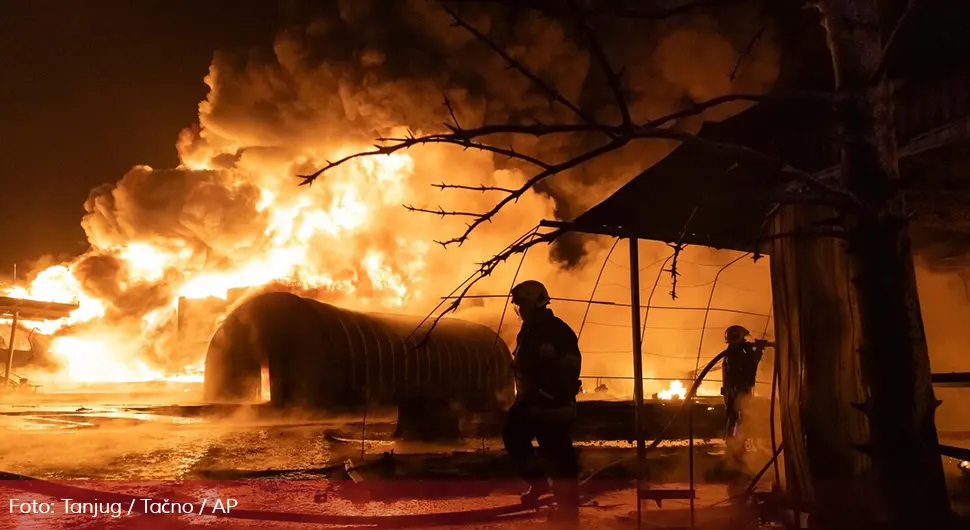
[344,459,364,484]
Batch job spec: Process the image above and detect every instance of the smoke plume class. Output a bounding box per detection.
[13,0,783,391]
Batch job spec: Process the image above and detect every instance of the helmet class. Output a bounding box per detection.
[510,280,551,308]
[724,325,750,344]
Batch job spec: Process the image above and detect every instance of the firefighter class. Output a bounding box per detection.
[502,280,582,524]
[719,325,772,461]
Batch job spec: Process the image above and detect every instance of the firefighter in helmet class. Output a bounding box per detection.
[720,325,772,460]
[503,280,582,524]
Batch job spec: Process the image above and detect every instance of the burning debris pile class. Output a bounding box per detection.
[1,1,779,389]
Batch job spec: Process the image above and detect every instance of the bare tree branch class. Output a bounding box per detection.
[382,133,555,168]
[871,0,921,84]
[643,92,832,128]
[436,138,630,247]
[413,227,561,347]
[297,2,857,253]
[439,2,598,126]
[299,108,859,244]
[565,0,631,126]
[667,200,707,300]
[730,23,768,81]
[432,182,517,193]
[403,204,484,218]
[666,241,685,300]
[442,93,462,129]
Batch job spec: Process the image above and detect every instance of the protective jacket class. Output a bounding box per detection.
[511,308,582,411]
[721,340,765,396]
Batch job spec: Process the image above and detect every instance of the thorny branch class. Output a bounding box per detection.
[666,242,686,300]
[729,23,768,81]
[403,204,484,219]
[565,0,631,126]
[667,199,708,300]
[443,93,462,129]
[413,227,562,347]
[300,3,856,249]
[432,182,517,193]
[439,2,597,126]
[299,0,858,273]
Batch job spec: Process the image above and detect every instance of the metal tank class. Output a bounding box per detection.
[203,291,514,412]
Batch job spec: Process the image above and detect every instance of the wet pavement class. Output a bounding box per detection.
[0,388,966,528]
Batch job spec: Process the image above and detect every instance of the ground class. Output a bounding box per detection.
[0,385,966,529]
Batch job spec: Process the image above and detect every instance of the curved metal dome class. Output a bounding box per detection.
[203,291,514,412]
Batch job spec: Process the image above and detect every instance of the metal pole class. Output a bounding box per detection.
[628,238,645,530]
[689,380,696,528]
[4,312,18,390]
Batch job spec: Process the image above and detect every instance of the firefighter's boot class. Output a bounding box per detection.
[547,480,579,527]
[520,479,550,508]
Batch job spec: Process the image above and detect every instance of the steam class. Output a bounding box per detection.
[11,0,784,388]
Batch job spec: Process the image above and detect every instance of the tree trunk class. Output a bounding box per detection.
[817,0,952,527]
[769,204,872,527]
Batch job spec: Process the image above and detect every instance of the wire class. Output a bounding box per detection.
[405,225,540,344]
[577,237,621,341]
[607,254,671,272]
[639,251,676,347]
[491,230,538,352]
[692,253,751,378]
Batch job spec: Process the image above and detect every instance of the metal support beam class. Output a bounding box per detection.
[628,237,645,530]
[4,312,18,390]
[940,444,970,462]
[931,372,970,387]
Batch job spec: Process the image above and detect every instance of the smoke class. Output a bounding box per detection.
[12,0,783,386]
[912,263,970,436]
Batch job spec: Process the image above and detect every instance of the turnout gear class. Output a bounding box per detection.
[503,295,582,520]
[519,478,550,508]
[719,326,769,463]
[510,307,582,410]
[511,280,552,308]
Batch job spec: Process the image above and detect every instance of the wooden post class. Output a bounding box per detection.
[628,237,645,529]
[4,312,18,390]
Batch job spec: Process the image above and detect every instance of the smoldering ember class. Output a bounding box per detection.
[0,1,968,529]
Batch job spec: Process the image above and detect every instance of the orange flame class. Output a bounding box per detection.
[0,152,436,384]
[657,380,687,400]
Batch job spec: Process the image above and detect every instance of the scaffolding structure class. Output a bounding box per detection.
[431,219,774,530]
[0,296,78,390]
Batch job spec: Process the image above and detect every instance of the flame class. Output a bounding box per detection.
[1,152,430,384]
[657,380,687,401]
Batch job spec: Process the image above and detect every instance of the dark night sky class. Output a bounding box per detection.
[0,1,297,274]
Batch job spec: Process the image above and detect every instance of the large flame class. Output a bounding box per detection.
[0,7,780,389]
[0,152,441,384]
